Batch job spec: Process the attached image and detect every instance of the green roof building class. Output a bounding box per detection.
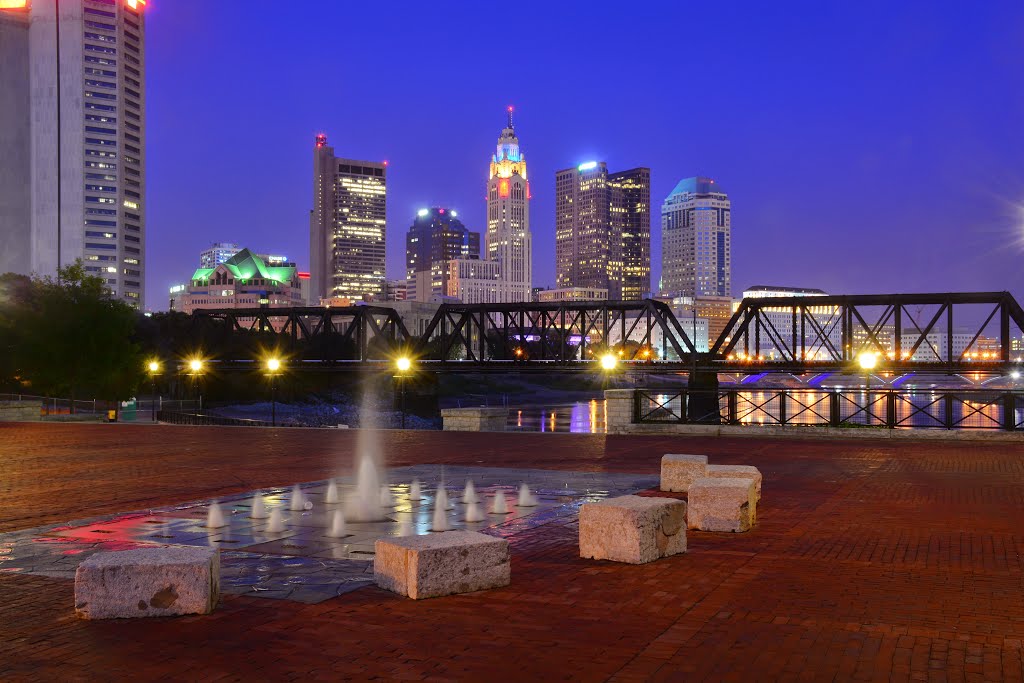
[183,248,308,313]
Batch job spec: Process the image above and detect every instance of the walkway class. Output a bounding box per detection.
[1,423,1022,681]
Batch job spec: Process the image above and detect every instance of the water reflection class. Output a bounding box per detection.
[508,399,607,433]
[508,391,1021,433]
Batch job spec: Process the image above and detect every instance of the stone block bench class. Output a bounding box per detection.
[660,454,708,492]
[687,477,757,533]
[75,547,220,619]
[374,530,510,599]
[579,495,687,564]
[706,464,762,501]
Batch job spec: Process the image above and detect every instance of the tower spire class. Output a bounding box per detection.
[507,105,514,130]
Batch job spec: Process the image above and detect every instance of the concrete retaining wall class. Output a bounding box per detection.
[0,400,41,422]
[440,407,508,432]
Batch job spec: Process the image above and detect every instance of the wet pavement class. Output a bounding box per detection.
[0,465,655,604]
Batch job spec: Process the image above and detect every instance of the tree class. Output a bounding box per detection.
[3,262,143,402]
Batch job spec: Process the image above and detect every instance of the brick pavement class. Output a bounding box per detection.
[2,423,1024,681]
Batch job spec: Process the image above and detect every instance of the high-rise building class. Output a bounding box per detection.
[406,207,479,302]
[555,162,650,300]
[447,108,532,304]
[661,177,731,298]
[609,168,651,300]
[0,0,148,308]
[309,135,387,302]
[200,242,241,269]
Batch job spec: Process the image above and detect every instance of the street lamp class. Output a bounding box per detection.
[600,353,618,371]
[266,357,282,426]
[395,357,413,429]
[187,358,205,412]
[146,360,161,422]
[858,352,878,425]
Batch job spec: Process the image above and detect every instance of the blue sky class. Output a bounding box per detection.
[144,0,1024,308]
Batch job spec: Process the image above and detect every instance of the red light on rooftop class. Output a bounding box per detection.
[382,160,389,166]
[438,208,445,214]
[315,134,327,148]
[507,105,514,112]
[297,272,310,279]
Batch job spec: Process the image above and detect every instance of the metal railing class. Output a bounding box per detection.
[156,410,277,428]
[634,388,1024,431]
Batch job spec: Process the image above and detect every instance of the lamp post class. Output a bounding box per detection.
[266,358,282,427]
[858,351,877,425]
[147,360,161,421]
[188,359,204,413]
[396,357,412,429]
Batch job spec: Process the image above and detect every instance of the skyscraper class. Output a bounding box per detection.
[0,0,148,308]
[555,162,650,300]
[199,242,241,269]
[609,167,651,300]
[309,135,387,303]
[661,177,731,298]
[447,108,532,304]
[406,208,479,302]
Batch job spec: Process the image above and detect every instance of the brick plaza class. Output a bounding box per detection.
[2,423,1023,681]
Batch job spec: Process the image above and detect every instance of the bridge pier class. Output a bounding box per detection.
[688,370,721,424]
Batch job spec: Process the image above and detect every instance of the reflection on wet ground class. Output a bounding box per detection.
[0,466,655,604]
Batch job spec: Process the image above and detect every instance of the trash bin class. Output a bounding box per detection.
[120,399,137,422]
[107,409,117,422]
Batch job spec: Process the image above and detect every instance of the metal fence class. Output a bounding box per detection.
[156,410,276,428]
[634,388,1024,431]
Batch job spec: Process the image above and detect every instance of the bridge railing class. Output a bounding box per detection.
[634,388,1024,431]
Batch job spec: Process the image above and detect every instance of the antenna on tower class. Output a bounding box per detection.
[507,105,514,129]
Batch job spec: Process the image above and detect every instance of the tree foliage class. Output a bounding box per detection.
[0,262,143,399]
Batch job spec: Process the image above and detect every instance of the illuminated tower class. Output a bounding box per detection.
[0,0,148,308]
[661,177,731,297]
[309,134,387,303]
[485,106,532,302]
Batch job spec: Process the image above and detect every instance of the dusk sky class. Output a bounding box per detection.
[144,1,1024,310]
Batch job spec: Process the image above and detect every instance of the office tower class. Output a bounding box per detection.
[608,168,651,300]
[309,134,387,303]
[199,242,241,269]
[406,207,479,302]
[661,177,731,298]
[447,108,532,304]
[0,0,148,307]
[555,162,651,300]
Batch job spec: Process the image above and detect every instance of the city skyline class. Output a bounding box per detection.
[4,1,1017,309]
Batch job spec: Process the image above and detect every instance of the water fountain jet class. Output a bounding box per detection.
[206,501,227,528]
[409,479,422,501]
[326,510,347,538]
[463,480,479,504]
[492,490,510,515]
[289,484,307,511]
[432,489,450,531]
[517,483,538,507]
[250,494,268,520]
[324,479,340,504]
[465,498,485,523]
[265,508,287,533]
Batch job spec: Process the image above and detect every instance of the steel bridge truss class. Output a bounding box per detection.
[711,292,1024,372]
[192,300,697,366]
[191,292,1024,372]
